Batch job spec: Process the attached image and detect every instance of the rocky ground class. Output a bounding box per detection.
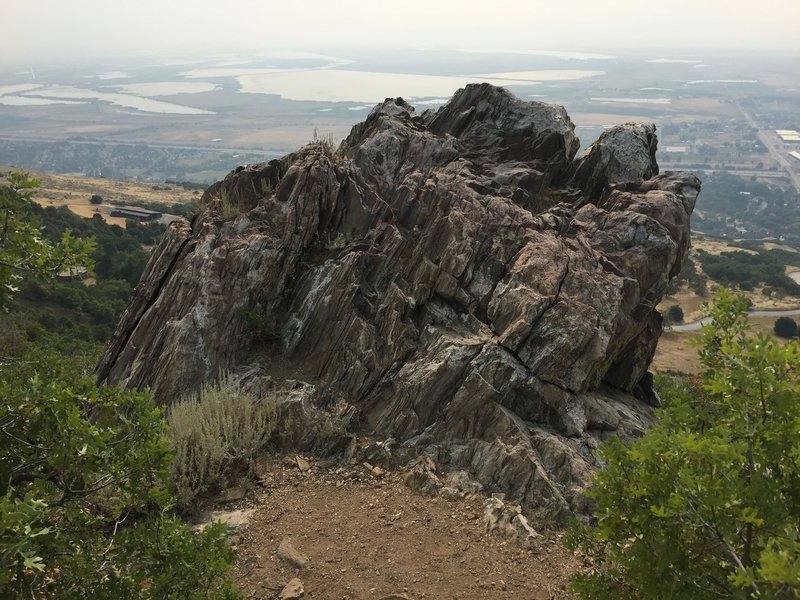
[206,453,584,600]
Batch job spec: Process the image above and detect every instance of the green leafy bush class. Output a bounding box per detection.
[238,306,278,344]
[168,374,277,509]
[0,171,94,304]
[0,348,240,598]
[5,184,165,347]
[774,316,798,339]
[568,289,800,599]
[697,249,800,296]
[665,304,684,324]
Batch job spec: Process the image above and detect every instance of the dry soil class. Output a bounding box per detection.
[224,456,583,600]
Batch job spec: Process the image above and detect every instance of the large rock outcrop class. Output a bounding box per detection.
[97,84,700,524]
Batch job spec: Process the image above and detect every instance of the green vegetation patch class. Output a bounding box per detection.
[0,171,240,598]
[696,247,800,295]
[8,196,167,347]
[568,290,800,598]
[694,171,800,241]
[0,346,241,599]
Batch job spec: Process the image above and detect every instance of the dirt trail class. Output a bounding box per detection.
[223,456,583,600]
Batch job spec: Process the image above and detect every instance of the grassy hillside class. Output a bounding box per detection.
[1,166,201,228]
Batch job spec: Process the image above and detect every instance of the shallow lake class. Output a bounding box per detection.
[591,97,671,104]
[112,82,220,96]
[23,86,214,115]
[236,69,556,103]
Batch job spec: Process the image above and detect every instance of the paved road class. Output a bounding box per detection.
[0,134,287,157]
[659,166,791,180]
[735,103,800,193]
[667,271,800,332]
[667,307,800,332]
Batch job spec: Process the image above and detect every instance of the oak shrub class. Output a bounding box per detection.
[1,171,240,597]
[0,348,241,598]
[0,171,94,305]
[568,289,800,599]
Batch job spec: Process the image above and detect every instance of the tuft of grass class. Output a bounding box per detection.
[258,178,272,196]
[324,231,352,251]
[309,128,337,155]
[216,188,242,220]
[313,400,356,454]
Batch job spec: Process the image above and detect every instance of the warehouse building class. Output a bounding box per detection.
[109,206,162,221]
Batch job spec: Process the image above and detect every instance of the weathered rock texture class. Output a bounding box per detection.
[97,84,700,524]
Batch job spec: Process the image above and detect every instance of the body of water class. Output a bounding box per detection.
[591,97,671,104]
[646,58,701,64]
[95,71,131,80]
[112,82,220,96]
[0,84,42,96]
[476,70,604,82]
[0,96,85,106]
[235,69,573,103]
[459,48,616,60]
[22,86,215,115]
[686,79,758,85]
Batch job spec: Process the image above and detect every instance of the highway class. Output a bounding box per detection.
[659,165,791,179]
[735,103,800,193]
[667,306,800,332]
[0,135,287,157]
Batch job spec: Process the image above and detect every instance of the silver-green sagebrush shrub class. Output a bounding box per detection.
[168,374,277,508]
[567,289,800,599]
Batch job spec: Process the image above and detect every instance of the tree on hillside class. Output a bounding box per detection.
[90,194,103,205]
[0,171,94,304]
[568,289,800,599]
[774,316,798,339]
[665,304,684,324]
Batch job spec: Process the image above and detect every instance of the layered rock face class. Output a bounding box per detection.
[97,84,699,524]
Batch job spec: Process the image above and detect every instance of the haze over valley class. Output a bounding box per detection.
[1,47,798,194]
[2,2,800,598]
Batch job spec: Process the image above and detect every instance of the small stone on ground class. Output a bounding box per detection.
[278,577,304,599]
[277,537,308,569]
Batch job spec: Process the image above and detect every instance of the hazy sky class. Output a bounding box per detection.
[4,0,800,66]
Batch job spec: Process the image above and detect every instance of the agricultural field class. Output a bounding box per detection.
[1,166,199,227]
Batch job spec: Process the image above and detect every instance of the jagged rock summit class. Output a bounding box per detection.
[97,84,699,524]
